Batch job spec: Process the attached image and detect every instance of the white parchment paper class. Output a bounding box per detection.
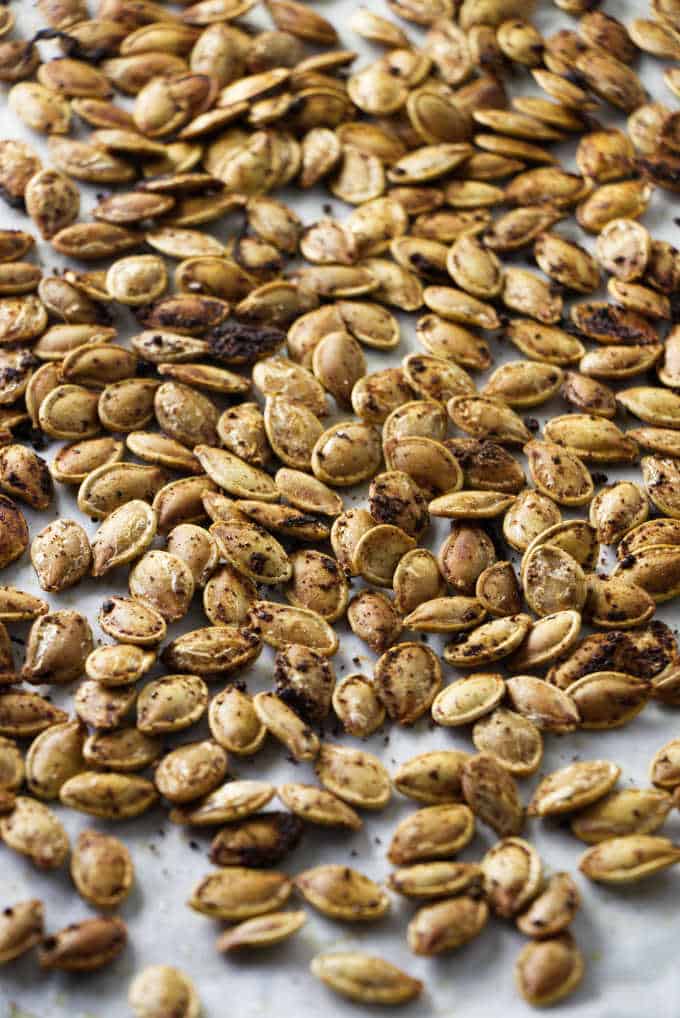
[1,1,680,1016]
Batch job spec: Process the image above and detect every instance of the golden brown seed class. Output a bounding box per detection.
[567,671,649,729]
[253,691,319,762]
[407,896,489,956]
[128,965,201,1018]
[137,674,208,735]
[483,837,542,918]
[217,911,306,953]
[522,545,587,617]
[534,232,600,293]
[91,500,157,577]
[515,934,584,1007]
[60,771,157,820]
[316,743,391,809]
[483,361,563,409]
[517,872,580,939]
[448,395,531,445]
[388,804,475,864]
[525,440,594,507]
[161,623,262,676]
[23,610,93,686]
[374,642,442,724]
[388,860,482,900]
[71,829,133,908]
[0,899,44,964]
[85,644,155,688]
[529,760,620,817]
[346,590,402,654]
[295,864,389,922]
[0,587,49,624]
[332,673,385,738]
[580,836,680,883]
[472,709,543,777]
[444,613,532,668]
[404,596,486,634]
[310,952,421,1005]
[0,736,23,791]
[79,463,168,520]
[571,788,673,844]
[154,740,228,805]
[208,686,266,757]
[0,796,69,869]
[39,916,127,971]
[432,672,504,727]
[505,674,580,733]
[0,690,67,737]
[461,753,524,836]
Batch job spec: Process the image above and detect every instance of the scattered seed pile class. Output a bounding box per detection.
[0,0,679,1011]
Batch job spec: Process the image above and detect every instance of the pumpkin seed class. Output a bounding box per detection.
[0,899,44,964]
[22,610,93,686]
[404,596,486,634]
[561,372,617,418]
[0,737,23,791]
[416,315,491,371]
[296,864,389,921]
[407,896,489,956]
[0,444,51,510]
[393,547,447,615]
[161,623,262,675]
[529,760,620,817]
[472,709,543,777]
[128,965,200,1018]
[571,787,673,845]
[444,613,532,667]
[448,395,531,445]
[423,285,500,328]
[462,752,524,836]
[566,671,649,729]
[71,828,133,908]
[503,267,563,323]
[394,749,469,805]
[217,910,306,953]
[154,740,227,805]
[74,678,137,730]
[516,872,580,939]
[371,641,441,724]
[252,691,319,762]
[332,673,385,738]
[0,587,49,623]
[91,500,157,577]
[347,590,403,654]
[505,675,580,733]
[580,836,680,883]
[614,541,680,602]
[39,916,127,971]
[316,743,391,810]
[484,361,563,409]
[525,440,594,507]
[432,672,505,726]
[0,796,69,869]
[388,803,475,865]
[515,934,584,1007]
[0,690,67,737]
[506,319,584,366]
[482,837,542,918]
[384,436,463,499]
[389,861,483,900]
[522,544,587,617]
[136,674,208,735]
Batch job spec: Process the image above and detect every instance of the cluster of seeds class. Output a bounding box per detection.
[0,0,679,1011]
